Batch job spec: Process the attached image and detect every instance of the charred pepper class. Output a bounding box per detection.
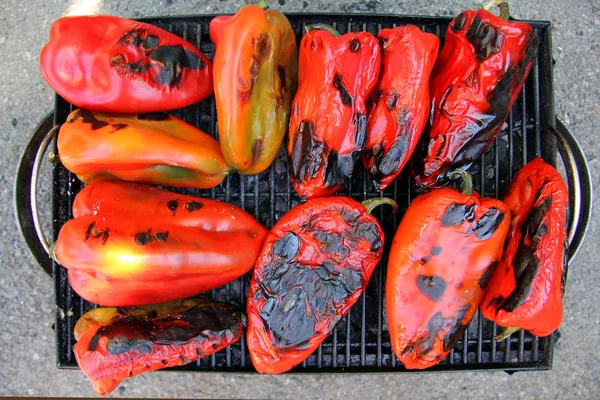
[247,196,396,374]
[387,170,510,369]
[362,25,439,191]
[415,3,538,189]
[41,15,213,113]
[74,299,242,395]
[55,181,268,306]
[288,24,381,199]
[210,1,297,175]
[481,158,569,339]
[58,109,230,189]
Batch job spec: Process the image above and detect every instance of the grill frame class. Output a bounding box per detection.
[50,13,562,372]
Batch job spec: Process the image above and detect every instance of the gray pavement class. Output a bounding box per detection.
[1,0,598,398]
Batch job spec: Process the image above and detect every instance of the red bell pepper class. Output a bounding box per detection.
[480,158,569,339]
[55,181,268,306]
[414,5,537,189]
[362,25,439,191]
[40,15,213,113]
[288,24,381,199]
[387,170,510,369]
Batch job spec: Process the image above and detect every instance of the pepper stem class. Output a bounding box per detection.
[304,23,342,38]
[362,197,398,215]
[256,0,269,10]
[448,169,474,195]
[483,0,510,21]
[494,326,521,341]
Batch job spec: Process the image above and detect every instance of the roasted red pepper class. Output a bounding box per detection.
[41,16,213,113]
[415,4,538,189]
[210,1,298,175]
[247,196,396,373]
[387,171,510,369]
[55,181,268,306]
[480,158,569,339]
[74,299,242,395]
[288,25,380,199]
[58,109,230,188]
[362,26,439,191]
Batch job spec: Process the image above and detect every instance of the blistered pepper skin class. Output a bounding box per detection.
[387,185,510,369]
[41,16,213,113]
[58,109,230,188]
[210,5,297,175]
[480,158,569,337]
[55,181,268,306]
[247,197,385,374]
[73,299,242,395]
[288,29,381,199]
[362,26,439,191]
[415,9,537,189]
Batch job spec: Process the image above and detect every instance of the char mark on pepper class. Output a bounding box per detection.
[467,208,505,239]
[150,45,206,86]
[166,200,179,215]
[348,37,362,52]
[238,33,272,103]
[72,109,109,130]
[290,120,323,181]
[441,203,476,227]
[417,275,447,301]
[185,201,203,212]
[333,74,353,106]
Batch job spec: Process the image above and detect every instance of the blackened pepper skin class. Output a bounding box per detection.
[247,196,396,374]
[480,158,569,339]
[287,25,380,199]
[414,8,538,190]
[387,171,510,369]
[73,299,242,395]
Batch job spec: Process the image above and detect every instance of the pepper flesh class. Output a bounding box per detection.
[247,197,389,374]
[40,16,213,113]
[73,299,242,395]
[480,158,569,337]
[210,4,297,175]
[362,26,439,191]
[414,9,537,189]
[288,27,381,199]
[55,181,268,306]
[58,109,230,188]
[387,180,510,369]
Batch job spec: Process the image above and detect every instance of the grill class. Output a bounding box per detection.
[15,13,593,374]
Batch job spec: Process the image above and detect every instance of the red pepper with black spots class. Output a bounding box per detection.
[247,196,396,374]
[480,158,569,340]
[288,24,381,199]
[386,171,510,369]
[54,181,268,306]
[40,16,213,113]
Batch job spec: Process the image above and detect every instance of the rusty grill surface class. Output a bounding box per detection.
[53,14,559,372]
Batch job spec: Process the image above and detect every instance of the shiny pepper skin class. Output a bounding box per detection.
[288,27,381,199]
[210,4,297,175]
[41,16,213,113]
[415,9,538,189]
[58,109,230,188]
[247,197,392,374]
[387,176,510,369]
[481,158,569,338]
[362,26,439,191]
[55,181,268,306]
[73,299,242,395]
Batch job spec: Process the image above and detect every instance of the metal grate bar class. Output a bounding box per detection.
[52,14,557,373]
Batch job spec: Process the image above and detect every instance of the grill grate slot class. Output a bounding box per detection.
[53,14,556,372]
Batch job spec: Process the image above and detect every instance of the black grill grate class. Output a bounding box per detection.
[53,14,558,372]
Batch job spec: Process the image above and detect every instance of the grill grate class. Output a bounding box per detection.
[53,14,558,372]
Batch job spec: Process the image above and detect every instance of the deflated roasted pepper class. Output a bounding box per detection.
[387,170,510,369]
[481,158,569,339]
[58,109,230,188]
[362,25,439,191]
[210,1,297,175]
[55,181,268,306]
[288,24,381,199]
[74,299,242,395]
[41,15,213,113]
[415,3,538,189]
[247,196,396,374]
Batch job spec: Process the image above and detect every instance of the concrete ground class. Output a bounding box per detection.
[1,0,598,398]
